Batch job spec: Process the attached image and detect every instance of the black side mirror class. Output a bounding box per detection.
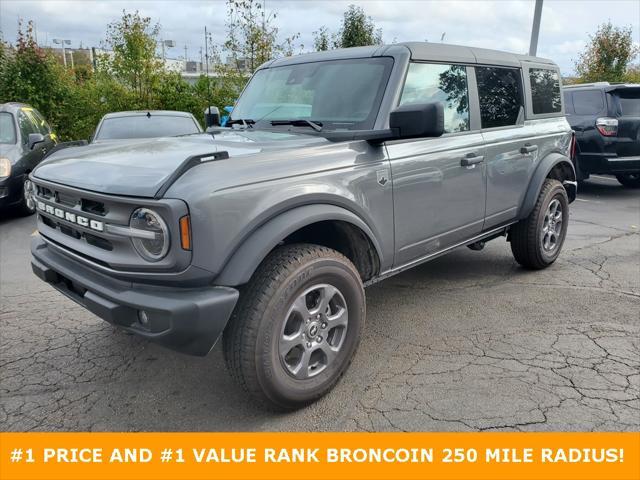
[28,133,45,150]
[204,106,220,128]
[389,102,445,139]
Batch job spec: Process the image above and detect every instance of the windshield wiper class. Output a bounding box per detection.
[226,118,255,128]
[270,119,323,132]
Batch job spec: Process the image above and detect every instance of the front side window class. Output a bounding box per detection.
[0,113,16,144]
[400,63,470,133]
[476,67,524,129]
[17,110,38,142]
[230,57,394,130]
[29,109,51,135]
[529,68,561,114]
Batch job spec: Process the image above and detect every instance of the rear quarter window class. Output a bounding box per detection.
[571,90,604,115]
[529,68,561,114]
[614,90,640,116]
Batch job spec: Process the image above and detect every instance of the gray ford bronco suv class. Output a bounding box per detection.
[30,43,576,410]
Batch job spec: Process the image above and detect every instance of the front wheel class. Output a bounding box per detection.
[616,173,640,188]
[223,244,365,411]
[510,179,569,269]
[16,177,37,216]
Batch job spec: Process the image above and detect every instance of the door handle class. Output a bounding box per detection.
[520,144,538,154]
[460,153,484,167]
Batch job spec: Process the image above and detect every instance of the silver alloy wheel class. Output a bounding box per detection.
[23,179,35,211]
[279,283,348,379]
[541,198,562,252]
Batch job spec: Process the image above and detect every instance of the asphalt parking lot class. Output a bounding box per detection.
[1,176,638,432]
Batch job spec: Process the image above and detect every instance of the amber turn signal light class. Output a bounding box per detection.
[179,215,191,250]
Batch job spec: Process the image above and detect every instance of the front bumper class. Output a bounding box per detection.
[0,174,24,209]
[31,236,239,356]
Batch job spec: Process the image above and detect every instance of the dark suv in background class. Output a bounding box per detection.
[564,82,640,188]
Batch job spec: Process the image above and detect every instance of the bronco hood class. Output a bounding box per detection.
[33,131,326,197]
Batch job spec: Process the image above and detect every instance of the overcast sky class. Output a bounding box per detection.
[1,0,638,75]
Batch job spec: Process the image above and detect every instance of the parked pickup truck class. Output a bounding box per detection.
[30,42,576,410]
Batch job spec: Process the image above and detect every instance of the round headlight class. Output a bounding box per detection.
[130,208,170,261]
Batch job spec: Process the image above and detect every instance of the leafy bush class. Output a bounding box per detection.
[0,15,247,141]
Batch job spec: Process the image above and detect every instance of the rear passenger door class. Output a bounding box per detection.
[386,62,486,266]
[478,66,533,229]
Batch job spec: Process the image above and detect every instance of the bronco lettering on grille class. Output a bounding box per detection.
[37,201,104,232]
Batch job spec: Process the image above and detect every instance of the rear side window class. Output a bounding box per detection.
[572,90,604,115]
[476,67,524,128]
[614,90,640,116]
[563,91,574,114]
[529,68,561,114]
[400,63,470,133]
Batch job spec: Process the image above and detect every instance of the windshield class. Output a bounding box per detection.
[613,89,640,117]
[95,115,201,141]
[0,112,16,144]
[230,57,394,130]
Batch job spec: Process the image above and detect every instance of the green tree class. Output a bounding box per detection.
[624,64,640,83]
[574,22,639,83]
[224,0,300,72]
[337,5,382,48]
[100,10,163,106]
[0,21,77,139]
[313,26,331,51]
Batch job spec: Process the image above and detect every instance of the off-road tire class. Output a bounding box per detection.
[616,173,640,188]
[510,179,569,270]
[222,244,365,411]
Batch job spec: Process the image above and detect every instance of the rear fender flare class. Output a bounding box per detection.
[518,152,576,220]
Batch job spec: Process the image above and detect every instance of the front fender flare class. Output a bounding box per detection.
[518,152,576,220]
[214,204,382,286]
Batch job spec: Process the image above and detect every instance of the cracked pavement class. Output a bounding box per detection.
[1,176,638,431]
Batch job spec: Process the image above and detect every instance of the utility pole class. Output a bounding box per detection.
[52,38,71,67]
[529,0,543,56]
[204,26,212,118]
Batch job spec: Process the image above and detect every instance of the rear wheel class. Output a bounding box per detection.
[510,179,569,270]
[616,173,640,188]
[223,244,365,411]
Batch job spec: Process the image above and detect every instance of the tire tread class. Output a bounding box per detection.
[222,243,360,410]
[510,178,566,270]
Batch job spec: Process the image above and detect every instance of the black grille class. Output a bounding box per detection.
[40,214,113,250]
[81,198,107,216]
